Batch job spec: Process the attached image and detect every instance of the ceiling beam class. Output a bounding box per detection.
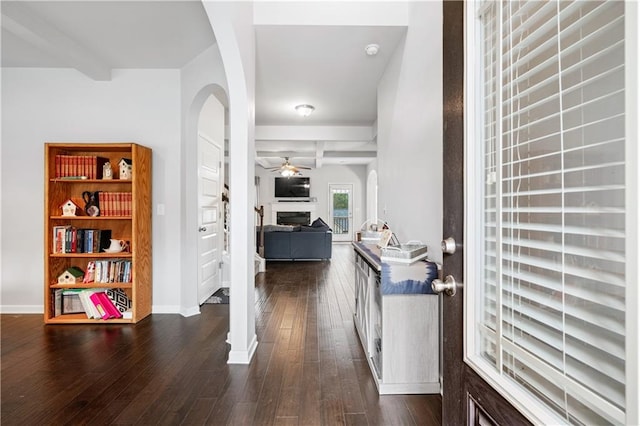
[1,2,112,81]
[255,125,374,142]
[256,151,315,159]
[315,141,325,169]
[255,157,271,168]
[323,151,377,159]
[256,150,376,159]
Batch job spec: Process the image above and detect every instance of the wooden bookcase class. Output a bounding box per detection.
[44,143,152,324]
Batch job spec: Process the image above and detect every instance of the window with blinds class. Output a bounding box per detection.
[471,1,627,424]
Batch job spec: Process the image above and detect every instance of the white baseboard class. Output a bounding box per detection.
[254,253,266,273]
[0,305,43,314]
[179,306,201,317]
[227,334,258,364]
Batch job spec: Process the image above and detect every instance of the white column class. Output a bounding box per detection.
[203,1,257,364]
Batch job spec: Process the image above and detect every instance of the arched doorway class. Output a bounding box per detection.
[181,84,228,316]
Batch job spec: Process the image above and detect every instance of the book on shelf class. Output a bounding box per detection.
[98,192,132,217]
[105,288,132,316]
[50,284,133,320]
[89,292,112,319]
[99,292,122,319]
[92,259,132,283]
[53,289,63,317]
[83,261,96,283]
[61,290,85,314]
[55,155,109,179]
[52,228,112,254]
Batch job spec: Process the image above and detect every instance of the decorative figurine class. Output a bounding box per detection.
[102,161,113,180]
[82,191,100,217]
[119,158,132,180]
[61,199,80,216]
[58,266,85,284]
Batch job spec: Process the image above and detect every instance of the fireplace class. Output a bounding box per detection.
[271,202,316,225]
[277,211,311,226]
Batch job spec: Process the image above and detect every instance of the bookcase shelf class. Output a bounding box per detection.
[50,283,134,289]
[49,253,133,258]
[46,314,134,324]
[50,216,132,220]
[50,179,132,184]
[44,142,152,324]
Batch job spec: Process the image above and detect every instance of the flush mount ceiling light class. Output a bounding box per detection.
[365,43,379,56]
[295,104,315,117]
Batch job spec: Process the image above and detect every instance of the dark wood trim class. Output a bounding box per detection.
[442,2,533,425]
[465,365,531,425]
[442,1,466,424]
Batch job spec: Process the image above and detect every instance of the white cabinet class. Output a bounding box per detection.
[354,253,372,351]
[353,244,440,395]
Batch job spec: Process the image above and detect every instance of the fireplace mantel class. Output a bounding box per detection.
[271,202,317,224]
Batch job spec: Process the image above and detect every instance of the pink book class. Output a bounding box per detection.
[89,292,112,319]
[98,292,122,319]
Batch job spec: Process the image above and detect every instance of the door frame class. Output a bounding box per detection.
[441,2,531,424]
[328,183,354,242]
[196,130,223,304]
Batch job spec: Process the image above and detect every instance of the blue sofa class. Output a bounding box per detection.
[260,219,332,260]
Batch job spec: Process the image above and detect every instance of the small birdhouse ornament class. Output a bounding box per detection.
[102,161,113,180]
[61,199,80,216]
[58,266,85,284]
[119,158,132,180]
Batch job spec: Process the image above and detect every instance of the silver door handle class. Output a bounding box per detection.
[441,237,457,254]
[431,275,460,297]
[198,226,207,232]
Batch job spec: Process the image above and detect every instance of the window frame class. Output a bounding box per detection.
[462,1,639,424]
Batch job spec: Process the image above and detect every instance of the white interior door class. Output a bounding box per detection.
[197,133,223,304]
[329,183,353,242]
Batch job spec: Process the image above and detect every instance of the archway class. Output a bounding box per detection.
[180,84,228,316]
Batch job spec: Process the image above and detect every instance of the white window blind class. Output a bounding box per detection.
[474,1,627,424]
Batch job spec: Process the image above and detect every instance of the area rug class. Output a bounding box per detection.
[203,287,229,304]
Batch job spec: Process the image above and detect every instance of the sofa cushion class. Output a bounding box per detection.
[299,225,329,232]
[262,224,300,232]
[311,218,329,228]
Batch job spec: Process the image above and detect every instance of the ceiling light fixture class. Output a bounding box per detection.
[365,44,379,56]
[295,104,315,117]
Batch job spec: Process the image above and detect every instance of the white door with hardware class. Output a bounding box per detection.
[197,132,223,304]
[329,184,353,242]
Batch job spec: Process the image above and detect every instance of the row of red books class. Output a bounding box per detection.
[55,155,109,179]
[99,192,132,217]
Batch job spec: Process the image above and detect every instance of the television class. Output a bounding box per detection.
[275,177,310,198]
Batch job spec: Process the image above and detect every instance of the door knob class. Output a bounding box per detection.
[431,275,459,297]
[441,237,457,254]
[198,226,207,232]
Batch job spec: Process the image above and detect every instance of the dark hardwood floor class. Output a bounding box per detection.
[1,244,442,425]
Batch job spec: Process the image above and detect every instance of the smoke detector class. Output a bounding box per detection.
[365,44,379,56]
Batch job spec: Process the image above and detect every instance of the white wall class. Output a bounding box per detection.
[1,68,182,312]
[375,1,443,263]
[255,164,367,231]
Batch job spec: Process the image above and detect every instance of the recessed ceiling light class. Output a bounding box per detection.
[365,44,379,56]
[295,104,315,117]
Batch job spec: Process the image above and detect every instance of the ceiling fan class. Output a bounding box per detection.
[268,157,311,177]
